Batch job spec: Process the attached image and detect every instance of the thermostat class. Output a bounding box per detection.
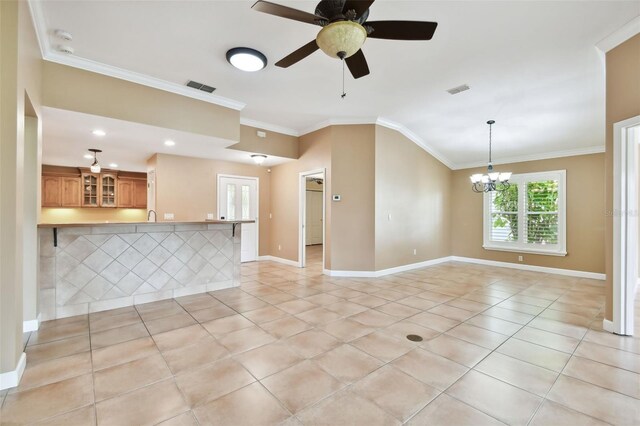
[332,194,341,201]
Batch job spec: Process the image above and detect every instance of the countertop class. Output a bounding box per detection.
[37,220,255,228]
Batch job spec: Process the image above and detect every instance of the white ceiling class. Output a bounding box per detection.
[33,1,639,168]
[42,107,292,172]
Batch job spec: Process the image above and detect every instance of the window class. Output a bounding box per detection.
[483,170,566,256]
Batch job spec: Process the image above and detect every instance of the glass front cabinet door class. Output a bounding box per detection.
[101,174,117,207]
[81,173,99,207]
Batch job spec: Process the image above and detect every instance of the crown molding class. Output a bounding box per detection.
[596,15,640,54]
[239,118,299,137]
[375,118,455,169]
[28,1,246,111]
[300,117,378,136]
[453,145,605,170]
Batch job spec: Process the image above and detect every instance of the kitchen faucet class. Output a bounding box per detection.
[147,209,157,222]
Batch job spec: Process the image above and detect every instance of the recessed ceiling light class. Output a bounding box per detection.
[109,163,118,168]
[92,129,106,136]
[83,154,93,159]
[164,140,175,146]
[226,47,267,72]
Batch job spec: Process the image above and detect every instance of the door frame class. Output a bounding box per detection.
[216,174,260,261]
[612,115,640,336]
[299,169,326,268]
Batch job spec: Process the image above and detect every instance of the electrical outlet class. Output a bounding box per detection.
[413,249,417,255]
[164,213,174,220]
[518,255,523,262]
[206,213,214,220]
[278,245,282,251]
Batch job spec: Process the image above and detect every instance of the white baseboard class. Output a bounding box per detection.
[23,313,42,333]
[450,256,606,280]
[602,319,615,333]
[257,255,301,268]
[0,352,26,390]
[324,256,453,278]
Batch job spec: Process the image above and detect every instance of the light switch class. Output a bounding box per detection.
[332,194,341,201]
[164,213,174,220]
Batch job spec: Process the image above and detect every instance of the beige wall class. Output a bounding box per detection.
[269,127,332,266]
[1,0,43,375]
[451,154,606,273]
[375,125,452,270]
[42,62,240,141]
[330,125,376,271]
[605,34,640,320]
[152,154,271,256]
[40,208,147,224]
[228,125,299,159]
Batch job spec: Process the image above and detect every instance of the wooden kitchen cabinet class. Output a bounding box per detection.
[42,176,62,207]
[133,180,147,209]
[61,177,82,207]
[81,173,99,207]
[117,179,134,208]
[101,174,117,207]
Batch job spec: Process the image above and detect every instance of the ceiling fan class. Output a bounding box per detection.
[252,0,438,79]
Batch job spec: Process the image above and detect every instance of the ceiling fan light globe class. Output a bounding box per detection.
[316,21,367,59]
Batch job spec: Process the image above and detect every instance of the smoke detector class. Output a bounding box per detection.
[54,29,73,41]
[57,45,74,55]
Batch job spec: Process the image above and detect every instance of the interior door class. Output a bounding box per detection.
[305,190,323,245]
[218,176,258,262]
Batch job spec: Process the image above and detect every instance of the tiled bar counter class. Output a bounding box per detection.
[38,221,249,320]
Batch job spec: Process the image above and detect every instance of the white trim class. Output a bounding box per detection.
[0,352,26,390]
[23,313,42,333]
[299,169,326,269]
[602,319,615,333]
[257,255,300,267]
[27,1,245,111]
[325,257,454,278]
[300,117,378,136]
[596,16,640,54]
[375,118,454,169]
[482,246,567,257]
[454,146,605,170]
[451,256,605,280]
[613,116,640,336]
[239,118,299,137]
[216,174,260,262]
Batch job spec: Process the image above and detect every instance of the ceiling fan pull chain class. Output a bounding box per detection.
[341,57,347,99]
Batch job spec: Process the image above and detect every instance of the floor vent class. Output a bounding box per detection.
[447,84,470,95]
[186,80,216,93]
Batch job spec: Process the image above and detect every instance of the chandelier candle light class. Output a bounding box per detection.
[470,120,512,193]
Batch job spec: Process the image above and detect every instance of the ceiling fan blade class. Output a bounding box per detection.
[275,40,319,68]
[345,49,370,79]
[251,0,324,25]
[342,0,375,18]
[366,20,438,40]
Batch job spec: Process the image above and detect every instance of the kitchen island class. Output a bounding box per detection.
[38,221,252,320]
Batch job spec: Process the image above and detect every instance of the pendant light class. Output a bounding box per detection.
[470,121,511,193]
[88,148,102,173]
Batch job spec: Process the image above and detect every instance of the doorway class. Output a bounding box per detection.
[217,175,259,262]
[299,169,325,269]
[612,116,640,336]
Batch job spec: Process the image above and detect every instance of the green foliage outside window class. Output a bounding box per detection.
[492,180,559,244]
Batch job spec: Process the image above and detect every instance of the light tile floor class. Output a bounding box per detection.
[2,260,640,425]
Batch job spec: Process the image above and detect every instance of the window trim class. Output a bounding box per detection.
[482,170,567,256]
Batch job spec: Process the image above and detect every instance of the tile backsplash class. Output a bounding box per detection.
[38,223,240,320]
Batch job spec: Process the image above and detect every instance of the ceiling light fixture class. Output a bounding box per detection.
[251,154,267,165]
[109,163,118,168]
[470,120,512,193]
[88,149,102,173]
[92,129,106,136]
[316,21,367,60]
[164,140,175,146]
[83,154,93,160]
[226,47,267,72]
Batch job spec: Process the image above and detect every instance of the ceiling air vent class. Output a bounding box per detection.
[447,84,470,95]
[186,80,216,93]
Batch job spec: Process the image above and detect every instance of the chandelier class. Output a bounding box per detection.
[470,120,511,193]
